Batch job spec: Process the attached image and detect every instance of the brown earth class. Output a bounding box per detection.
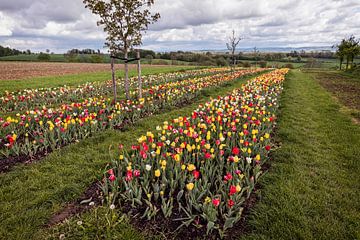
[307,70,360,121]
[0,62,159,80]
[314,72,360,109]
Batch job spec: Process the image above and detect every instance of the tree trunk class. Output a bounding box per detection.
[346,57,349,70]
[124,50,129,99]
[111,57,117,103]
[339,58,342,70]
[137,50,142,99]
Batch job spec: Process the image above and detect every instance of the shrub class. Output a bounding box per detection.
[282,63,294,69]
[37,52,51,61]
[259,61,267,68]
[242,62,251,68]
[216,57,228,66]
[91,54,104,63]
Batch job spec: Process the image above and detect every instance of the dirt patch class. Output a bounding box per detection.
[0,150,50,173]
[0,62,165,80]
[47,181,103,227]
[313,71,360,120]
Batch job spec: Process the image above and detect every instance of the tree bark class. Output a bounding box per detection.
[124,50,129,99]
[339,58,342,70]
[137,50,142,99]
[111,57,117,103]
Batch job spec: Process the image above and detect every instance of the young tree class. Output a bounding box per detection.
[253,47,259,68]
[226,30,243,71]
[334,35,360,70]
[83,0,160,101]
[345,36,360,69]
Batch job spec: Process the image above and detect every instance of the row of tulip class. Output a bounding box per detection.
[101,69,288,237]
[0,68,229,112]
[0,69,262,159]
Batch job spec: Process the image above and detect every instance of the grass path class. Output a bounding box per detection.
[0,72,259,240]
[242,70,360,239]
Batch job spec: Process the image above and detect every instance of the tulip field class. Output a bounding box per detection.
[102,69,288,236]
[0,68,263,163]
[0,66,359,240]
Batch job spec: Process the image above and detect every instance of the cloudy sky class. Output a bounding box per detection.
[0,0,359,53]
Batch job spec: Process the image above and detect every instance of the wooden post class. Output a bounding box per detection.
[110,57,117,103]
[137,49,142,99]
[124,50,129,99]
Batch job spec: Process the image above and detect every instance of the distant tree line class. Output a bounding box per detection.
[0,45,31,57]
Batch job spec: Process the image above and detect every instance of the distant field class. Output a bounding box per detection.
[0,63,198,92]
[0,54,192,65]
[0,62,139,80]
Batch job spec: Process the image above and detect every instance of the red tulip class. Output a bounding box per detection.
[109,175,116,182]
[229,185,237,196]
[212,198,220,207]
[107,169,114,175]
[204,152,211,159]
[134,169,140,177]
[224,172,233,181]
[193,170,200,179]
[228,199,234,208]
[232,147,240,155]
[125,170,133,181]
[265,145,271,151]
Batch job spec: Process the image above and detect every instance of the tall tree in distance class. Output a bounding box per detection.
[333,39,346,70]
[253,46,259,68]
[83,0,160,100]
[344,35,360,70]
[334,35,360,70]
[226,30,243,71]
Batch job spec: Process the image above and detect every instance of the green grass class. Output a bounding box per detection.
[241,70,360,239]
[0,54,65,62]
[0,65,198,93]
[0,72,261,240]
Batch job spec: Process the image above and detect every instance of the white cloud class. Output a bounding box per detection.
[0,0,359,52]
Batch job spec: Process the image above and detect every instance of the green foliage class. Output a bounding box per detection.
[242,62,251,68]
[82,0,160,54]
[0,44,24,57]
[334,35,360,70]
[216,57,228,66]
[259,61,267,68]
[91,54,105,63]
[282,63,294,69]
[37,52,51,61]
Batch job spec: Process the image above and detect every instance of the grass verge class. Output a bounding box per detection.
[240,70,360,239]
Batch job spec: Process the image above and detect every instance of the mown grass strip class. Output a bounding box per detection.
[0,72,264,240]
[241,70,360,240]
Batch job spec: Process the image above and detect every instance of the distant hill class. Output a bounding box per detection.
[194,46,333,53]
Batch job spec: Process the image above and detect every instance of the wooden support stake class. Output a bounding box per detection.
[137,50,142,99]
[110,57,117,103]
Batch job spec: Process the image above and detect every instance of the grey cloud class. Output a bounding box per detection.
[0,0,359,52]
[0,0,33,11]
